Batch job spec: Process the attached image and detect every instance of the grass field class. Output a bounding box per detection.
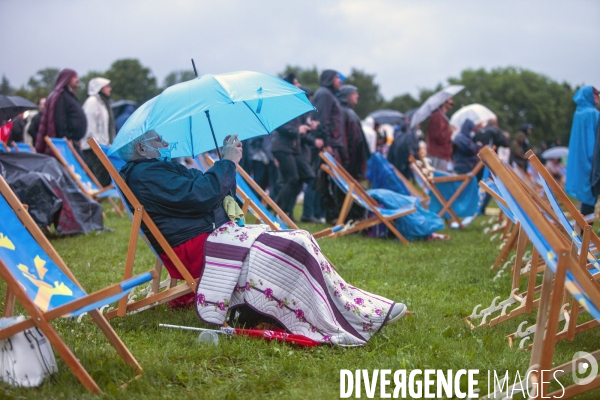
[0,206,598,399]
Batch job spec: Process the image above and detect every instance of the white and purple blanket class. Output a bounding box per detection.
[195,222,395,346]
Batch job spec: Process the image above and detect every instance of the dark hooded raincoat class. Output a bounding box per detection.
[312,70,346,162]
[35,69,87,155]
[338,85,370,179]
[452,119,481,174]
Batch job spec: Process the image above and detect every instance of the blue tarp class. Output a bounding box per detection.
[428,170,479,218]
[366,153,411,196]
[367,188,444,241]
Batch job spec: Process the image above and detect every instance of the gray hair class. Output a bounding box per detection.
[117,134,148,161]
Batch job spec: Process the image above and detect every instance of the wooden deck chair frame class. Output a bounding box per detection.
[519,150,600,346]
[89,138,198,319]
[0,174,156,393]
[11,142,35,152]
[466,173,549,330]
[317,151,415,245]
[470,158,600,345]
[201,153,298,231]
[409,156,484,228]
[479,180,522,270]
[44,137,124,218]
[479,146,600,399]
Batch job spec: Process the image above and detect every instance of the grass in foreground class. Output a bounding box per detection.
[0,207,598,399]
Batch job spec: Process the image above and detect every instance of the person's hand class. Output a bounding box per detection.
[309,120,320,130]
[324,145,333,154]
[222,134,243,164]
[274,158,279,168]
[314,138,324,149]
[298,125,310,135]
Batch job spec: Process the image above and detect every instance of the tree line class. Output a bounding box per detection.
[1,59,585,145]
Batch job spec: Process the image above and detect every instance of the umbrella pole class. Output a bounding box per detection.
[205,110,222,160]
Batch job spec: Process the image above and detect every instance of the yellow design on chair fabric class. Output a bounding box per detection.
[17,257,73,312]
[0,233,15,250]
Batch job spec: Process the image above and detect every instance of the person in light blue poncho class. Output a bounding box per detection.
[565,85,599,215]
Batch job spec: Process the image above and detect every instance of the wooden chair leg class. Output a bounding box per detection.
[3,288,15,317]
[36,318,101,393]
[89,310,142,374]
[107,197,124,218]
[151,258,163,295]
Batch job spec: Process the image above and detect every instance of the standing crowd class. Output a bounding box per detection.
[3,67,599,223]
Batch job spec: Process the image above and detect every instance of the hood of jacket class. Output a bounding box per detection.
[460,118,476,136]
[88,77,110,96]
[319,70,339,91]
[338,84,357,105]
[574,85,596,109]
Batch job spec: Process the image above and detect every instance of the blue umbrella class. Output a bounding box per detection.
[108,71,315,159]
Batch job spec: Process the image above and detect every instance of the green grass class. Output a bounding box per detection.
[0,206,599,399]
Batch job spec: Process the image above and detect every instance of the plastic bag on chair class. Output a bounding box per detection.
[0,316,57,387]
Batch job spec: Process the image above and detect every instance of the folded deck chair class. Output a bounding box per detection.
[12,142,35,152]
[44,137,123,217]
[409,157,483,228]
[318,151,416,244]
[479,146,600,399]
[0,173,155,393]
[201,153,298,230]
[89,139,200,319]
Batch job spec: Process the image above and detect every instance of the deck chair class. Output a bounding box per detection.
[97,143,175,307]
[89,139,200,319]
[318,151,416,244]
[44,137,124,217]
[11,142,35,152]
[409,157,483,228]
[201,153,298,231]
[467,178,542,329]
[0,173,156,393]
[479,146,600,399]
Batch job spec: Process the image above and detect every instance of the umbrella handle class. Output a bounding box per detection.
[205,110,222,160]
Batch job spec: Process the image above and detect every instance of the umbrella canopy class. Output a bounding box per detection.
[449,103,496,131]
[541,146,568,160]
[410,85,464,128]
[0,95,37,122]
[367,109,405,125]
[109,71,315,158]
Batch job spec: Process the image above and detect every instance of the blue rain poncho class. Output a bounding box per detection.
[565,85,599,206]
[366,153,444,240]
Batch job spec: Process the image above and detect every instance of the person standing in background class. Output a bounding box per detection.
[566,86,599,216]
[338,85,370,179]
[35,69,87,156]
[27,97,46,144]
[425,98,454,171]
[7,113,25,145]
[81,77,115,186]
[510,123,532,171]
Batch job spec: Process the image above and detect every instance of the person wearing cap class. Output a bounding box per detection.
[338,84,370,179]
[81,77,115,186]
[35,69,87,155]
[510,123,532,171]
[567,85,600,216]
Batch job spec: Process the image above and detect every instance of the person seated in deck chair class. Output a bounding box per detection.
[118,130,409,346]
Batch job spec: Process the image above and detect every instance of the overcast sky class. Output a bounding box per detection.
[2,0,598,99]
